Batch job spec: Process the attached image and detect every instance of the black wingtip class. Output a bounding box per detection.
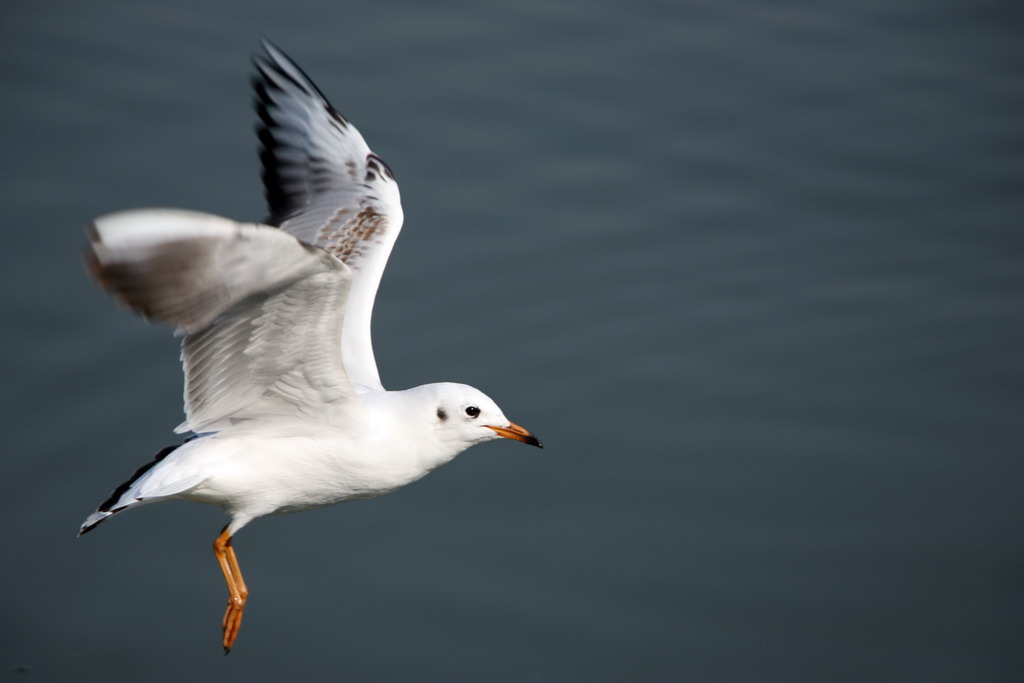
[78,510,114,537]
[254,36,284,68]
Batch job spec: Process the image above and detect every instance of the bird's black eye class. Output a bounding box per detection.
[465,405,480,418]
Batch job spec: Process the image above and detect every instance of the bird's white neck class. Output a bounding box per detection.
[359,388,466,477]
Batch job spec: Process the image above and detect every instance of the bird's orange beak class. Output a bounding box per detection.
[487,422,543,448]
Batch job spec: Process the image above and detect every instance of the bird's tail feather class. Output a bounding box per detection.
[78,444,180,536]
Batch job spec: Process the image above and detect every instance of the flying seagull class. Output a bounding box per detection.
[80,40,541,654]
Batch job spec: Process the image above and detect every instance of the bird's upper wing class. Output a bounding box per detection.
[86,209,363,433]
[253,41,403,392]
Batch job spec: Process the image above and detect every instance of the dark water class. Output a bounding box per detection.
[2,1,1022,680]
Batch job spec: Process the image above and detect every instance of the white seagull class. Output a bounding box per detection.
[79,40,541,653]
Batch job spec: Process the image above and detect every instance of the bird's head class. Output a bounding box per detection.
[426,382,542,450]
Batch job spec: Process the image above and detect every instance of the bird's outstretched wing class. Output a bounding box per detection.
[86,209,362,433]
[253,40,403,392]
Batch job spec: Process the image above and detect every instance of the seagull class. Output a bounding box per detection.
[79,40,541,654]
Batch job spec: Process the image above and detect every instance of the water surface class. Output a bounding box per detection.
[1,1,1021,680]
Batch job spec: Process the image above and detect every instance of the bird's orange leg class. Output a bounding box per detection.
[213,526,249,654]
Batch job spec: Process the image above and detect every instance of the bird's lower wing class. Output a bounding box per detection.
[86,209,363,432]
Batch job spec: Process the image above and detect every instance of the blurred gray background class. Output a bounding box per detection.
[2,0,1021,680]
